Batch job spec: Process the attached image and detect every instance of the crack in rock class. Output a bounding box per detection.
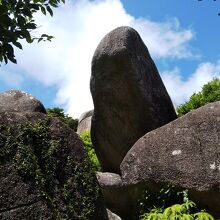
[0,200,41,214]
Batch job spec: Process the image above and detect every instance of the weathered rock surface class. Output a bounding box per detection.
[0,111,108,220]
[107,209,122,220]
[77,110,93,134]
[90,26,177,173]
[0,90,46,113]
[97,172,142,220]
[121,101,220,218]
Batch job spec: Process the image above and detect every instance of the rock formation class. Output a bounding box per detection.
[77,110,93,134]
[97,172,141,219]
[121,101,220,218]
[90,26,177,173]
[0,95,108,219]
[0,90,46,113]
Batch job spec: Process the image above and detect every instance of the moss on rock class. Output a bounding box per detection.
[0,113,107,220]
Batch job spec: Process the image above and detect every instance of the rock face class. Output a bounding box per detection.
[97,172,141,220]
[77,110,93,134]
[0,111,108,220]
[0,90,46,113]
[90,26,177,173]
[107,209,122,220]
[121,102,220,218]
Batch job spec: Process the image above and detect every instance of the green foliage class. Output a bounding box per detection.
[47,107,78,131]
[15,119,60,205]
[177,78,220,116]
[140,201,214,220]
[0,0,65,64]
[139,185,189,216]
[0,119,100,219]
[63,158,100,220]
[80,130,101,172]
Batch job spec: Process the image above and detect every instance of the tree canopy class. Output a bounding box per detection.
[47,107,78,131]
[0,0,65,64]
[177,78,220,116]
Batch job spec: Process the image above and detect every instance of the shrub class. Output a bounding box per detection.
[177,78,220,116]
[140,201,214,220]
[80,130,101,172]
[139,184,190,216]
[139,185,215,220]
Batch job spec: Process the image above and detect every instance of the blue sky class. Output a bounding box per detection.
[1,0,220,117]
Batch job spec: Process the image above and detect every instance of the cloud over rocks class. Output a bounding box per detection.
[4,0,197,117]
[162,60,220,107]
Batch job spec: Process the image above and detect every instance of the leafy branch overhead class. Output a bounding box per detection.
[0,0,65,64]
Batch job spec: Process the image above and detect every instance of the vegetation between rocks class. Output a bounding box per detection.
[139,186,214,220]
[140,201,214,220]
[80,130,101,172]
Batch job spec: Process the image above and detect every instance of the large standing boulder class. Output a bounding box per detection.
[121,101,220,218]
[90,26,177,173]
[0,111,108,220]
[0,90,46,113]
[77,110,93,134]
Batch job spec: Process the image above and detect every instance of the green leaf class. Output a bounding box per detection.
[12,41,23,50]
[4,43,14,55]
[38,37,44,43]
[194,212,214,220]
[26,37,34,43]
[49,2,58,8]
[47,35,54,41]
[41,34,49,38]
[7,54,17,64]
[25,22,37,29]
[181,214,194,220]
[17,16,27,27]
[30,3,39,10]
[46,6,53,16]
[40,6,46,15]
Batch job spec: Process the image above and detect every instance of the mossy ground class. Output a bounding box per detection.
[0,118,100,220]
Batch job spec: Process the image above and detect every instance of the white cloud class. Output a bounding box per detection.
[4,0,196,117]
[133,17,196,59]
[162,60,220,107]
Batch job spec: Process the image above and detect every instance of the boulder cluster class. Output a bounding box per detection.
[89,26,220,219]
[0,26,219,220]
